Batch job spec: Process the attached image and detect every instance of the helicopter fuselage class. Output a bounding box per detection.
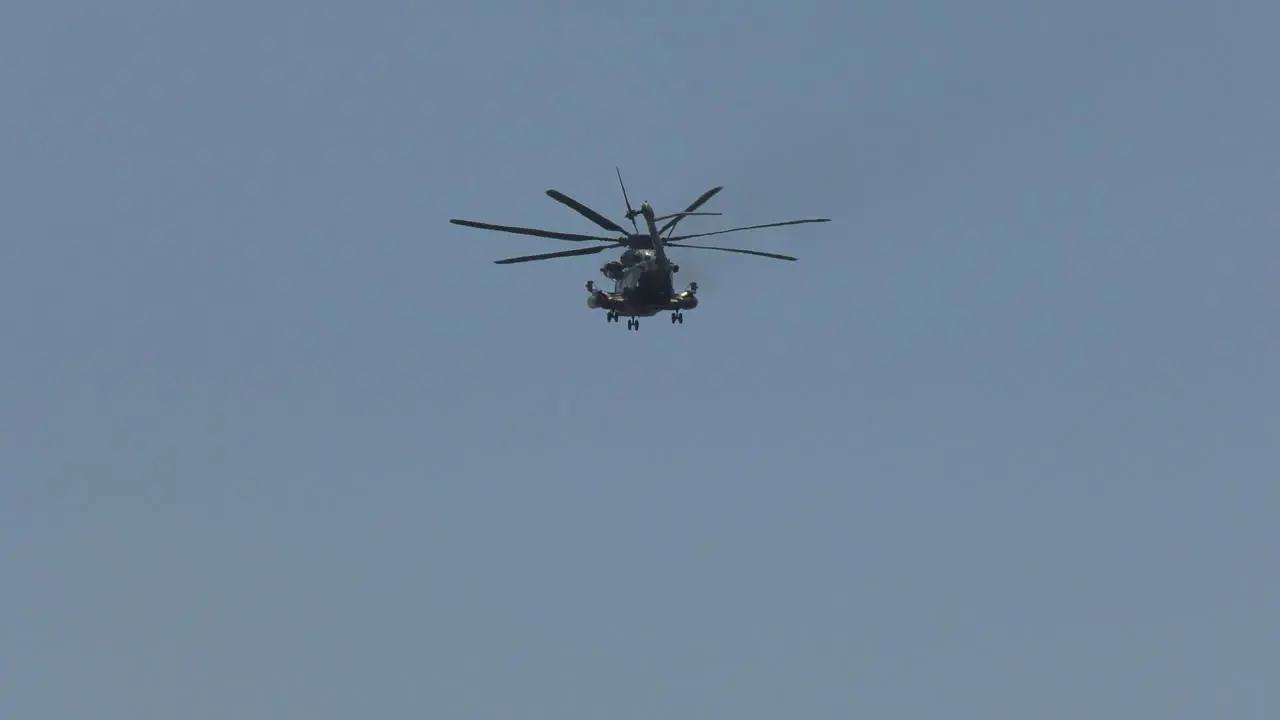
[588,249,697,318]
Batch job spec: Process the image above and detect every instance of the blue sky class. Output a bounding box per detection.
[3,2,1277,717]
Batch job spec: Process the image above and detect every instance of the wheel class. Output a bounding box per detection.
[671,313,677,323]
[678,314,684,324]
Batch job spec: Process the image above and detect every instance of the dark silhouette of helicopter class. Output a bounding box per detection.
[449,169,830,330]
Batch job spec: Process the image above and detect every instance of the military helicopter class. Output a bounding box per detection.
[448,169,830,330]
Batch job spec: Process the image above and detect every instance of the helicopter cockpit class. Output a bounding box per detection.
[616,262,645,293]
[600,249,657,293]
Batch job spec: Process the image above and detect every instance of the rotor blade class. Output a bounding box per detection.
[546,190,628,234]
[494,245,614,264]
[616,167,639,233]
[669,243,798,261]
[667,217,830,242]
[659,186,723,236]
[653,211,722,222]
[450,218,615,242]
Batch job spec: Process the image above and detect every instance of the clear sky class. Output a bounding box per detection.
[3,2,1277,717]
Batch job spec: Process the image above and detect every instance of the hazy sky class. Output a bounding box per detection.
[3,2,1276,718]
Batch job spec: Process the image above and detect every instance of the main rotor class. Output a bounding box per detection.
[448,168,830,265]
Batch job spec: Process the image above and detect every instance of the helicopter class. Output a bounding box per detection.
[448,169,831,330]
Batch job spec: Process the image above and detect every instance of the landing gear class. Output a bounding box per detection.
[671,312,684,324]
[605,311,616,322]
[627,318,639,330]
[586,280,595,292]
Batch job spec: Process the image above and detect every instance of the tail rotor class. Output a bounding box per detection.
[616,166,640,233]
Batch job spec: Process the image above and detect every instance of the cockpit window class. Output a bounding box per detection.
[619,264,642,291]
